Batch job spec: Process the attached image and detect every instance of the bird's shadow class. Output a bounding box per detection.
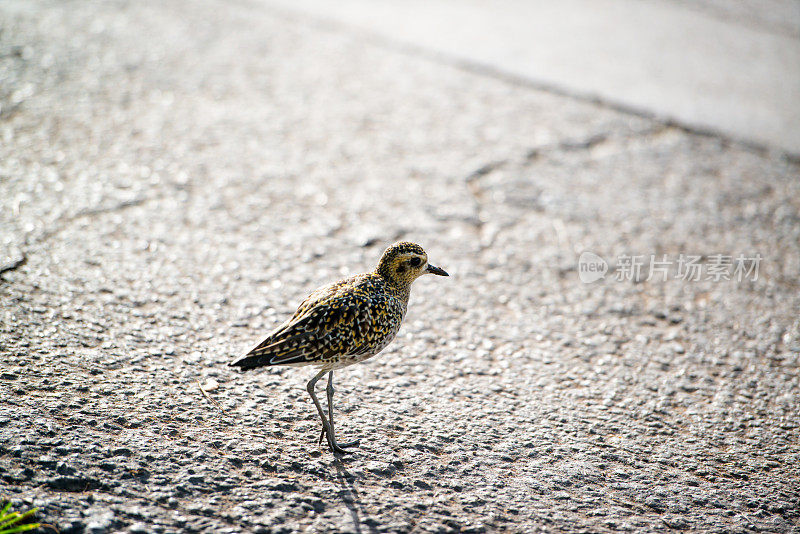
[331,458,379,534]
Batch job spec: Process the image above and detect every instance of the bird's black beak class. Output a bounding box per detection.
[426,264,449,276]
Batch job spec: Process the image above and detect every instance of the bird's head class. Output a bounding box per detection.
[375,241,449,286]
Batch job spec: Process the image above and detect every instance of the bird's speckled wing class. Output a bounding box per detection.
[291,278,353,322]
[231,275,404,369]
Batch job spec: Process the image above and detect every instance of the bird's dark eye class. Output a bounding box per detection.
[409,257,422,267]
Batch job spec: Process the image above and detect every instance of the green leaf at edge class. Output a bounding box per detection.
[0,523,42,534]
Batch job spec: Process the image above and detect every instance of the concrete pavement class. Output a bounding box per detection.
[1,1,799,533]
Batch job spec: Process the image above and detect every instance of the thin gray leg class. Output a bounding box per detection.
[323,371,359,449]
[307,369,356,454]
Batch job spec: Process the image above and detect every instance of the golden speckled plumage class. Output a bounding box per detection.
[235,273,407,370]
[229,241,448,454]
[231,241,445,372]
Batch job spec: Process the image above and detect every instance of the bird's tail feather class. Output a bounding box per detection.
[229,343,309,370]
[228,353,274,371]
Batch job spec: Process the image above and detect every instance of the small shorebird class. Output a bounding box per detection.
[229,242,449,454]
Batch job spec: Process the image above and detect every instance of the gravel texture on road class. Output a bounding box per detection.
[1,1,799,533]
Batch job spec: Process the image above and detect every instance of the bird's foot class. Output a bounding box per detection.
[330,439,360,455]
[335,439,360,450]
[318,428,359,454]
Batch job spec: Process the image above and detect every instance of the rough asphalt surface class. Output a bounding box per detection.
[1,1,799,533]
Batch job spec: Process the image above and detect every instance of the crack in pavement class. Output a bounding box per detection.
[5,186,190,283]
[35,195,150,243]
[0,195,154,287]
[462,126,669,251]
[0,255,27,277]
[9,195,153,254]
